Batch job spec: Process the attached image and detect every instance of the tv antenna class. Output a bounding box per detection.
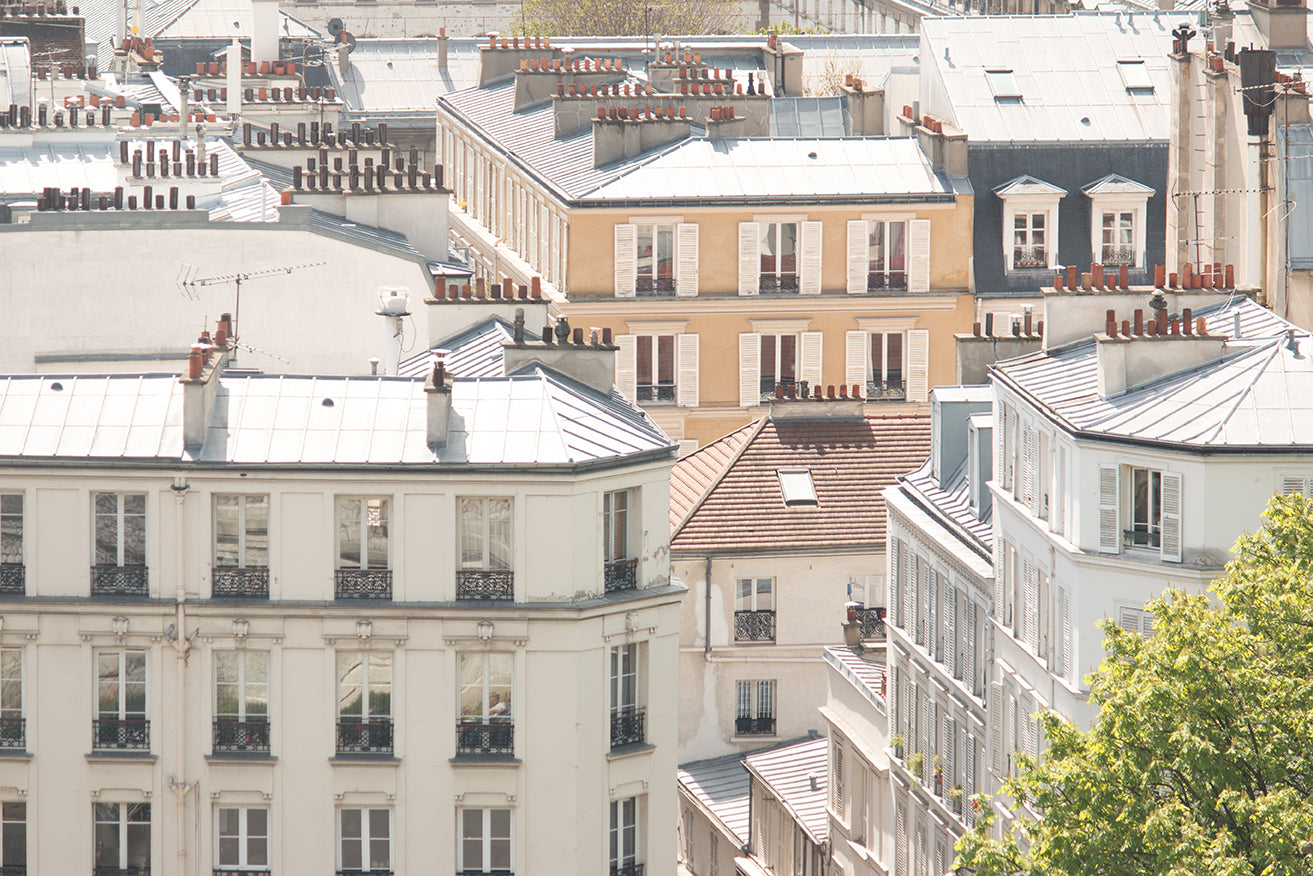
[176,261,326,353]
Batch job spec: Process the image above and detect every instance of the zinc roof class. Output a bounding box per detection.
[771,97,849,137]
[921,12,1181,143]
[678,751,751,845]
[824,646,886,709]
[0,38,31,110]
[330,39,480,117]
[670,410,931,555]
[398,317,516,379]
[153,0,319,40]
[0,368,671,467]
[744,736,830,845]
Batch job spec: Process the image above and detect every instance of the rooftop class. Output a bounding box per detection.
[0,38,31,110]
[398,317,516,380]
[744,736,829,845]
[678,750,751,846]
[824,646,887,711]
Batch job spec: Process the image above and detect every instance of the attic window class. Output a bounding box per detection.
[1117,60,1154,93]
[986,69,1021,101]
[778,469,818,506]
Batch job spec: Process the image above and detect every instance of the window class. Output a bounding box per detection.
[1083,175,1153,270]
[1101,211,1135,266]
[457,653,513,756]
[214,651,269,753]
[760,222,799,292]
[777,470,817,506]
[610,644,644,747]
[739,329,820,407]
[1118,605,1156,637]
[335,497,391,599]
[0,649,20,749]
[1128,467,1161,548]
[637,224,675,295]
[759,334,797,396]
[734,578,775,642]
[614,222,696,298]
[0,802,22,872]
[459,808,511,875]
[635,335,676,404]
[1098,464,1181,560]
[866,219,908,290]
[457,497,513,600]
[93,493,147,596]
[1116,59,1155,93]
[735,679,776,735]
[216,807,268,872]
[213,495,269,597]
[985,69,1021,100]
[0,494,21,594]
[870,332,904,398]
[609,797,642,875]
[336,651,392,754]
[339,808,390,874]
[994,176,1064,272]
[94,802,150,873]
[96,649,148,750]
[603,489,636,587]
[1012,212,1047,268]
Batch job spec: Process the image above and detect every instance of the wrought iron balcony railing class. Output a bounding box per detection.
[456,570,514,601]
[611,863,645,876]
[335,870,393,876]
[635,384,676,404]
[867,270,908,291]
[856,607,887,642]
[212,869,269,876]
[1102,245,1136,266]
[1011,246,1048,269]
[456,870,513,876]
[734,609,775,642]
[735,716,776,736]
[604,558,638,593]
[93,717,150,751]
[635,276,675,296]
[610,708,645,748]
[334,569,392,600]
[0,717,25,749]
[0,863,24,875]
[865,381,906,402]
[91,566,148,597]
[0,565,23,595]
[213,718,270,753]
[211,567,270,599]
[336,719,393,755]
[759,274,799,293]
[455,719,514,757]
[1123,528,1161,549]
[94,868,150,876]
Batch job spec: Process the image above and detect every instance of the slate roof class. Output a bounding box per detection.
[993,297,1313,448]
[899,455,993,552]
[744,736,829,845]
[678,751,752,846]
[0,367,671,467]
[670,410,931,554]
[398,317,515,379]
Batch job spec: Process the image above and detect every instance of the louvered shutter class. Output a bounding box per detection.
[899,541,911,630]
[944,715,956,789]
[1005,693,1017,775]
[1280,474,1308,496]
[895,804,907,876]
[965,601,976,694]
[846,330,868,391]
[1023,695,1037,759]
[614,223,637,298]
[676,223,699,297]
[738,332,761,408]
[908,218,931,292]
[922,697,932,762]
[964,732,976,826]
[890,665,900,732]
[832,737,845,818]
[909,679,918,753]
[989,681,1003,776]
[913,555,924,645]
[1022,426,1038,513]
[928,569,939,660]
[994,404,1006,495]
[799,220,823,294]
[906,329,930,402]
[614,334,638,402]
[993,538,1005,624]
[677,333,699,407]
[738,222,760,295]
[1023,552,1039,650]
[800,331,823,389]
[847,220,869,294]
[1059,586,1071,680]
[1098,464,1120,552]
[1160,471,1183,562]
[945,585,957,677]
[1118,605,1142,633]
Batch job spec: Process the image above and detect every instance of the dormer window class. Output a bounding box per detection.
[778,469,817,506]
[994,176,1066,272]
[1083,175,1155,270]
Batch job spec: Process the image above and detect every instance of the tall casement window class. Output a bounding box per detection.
[740,220,822,295]
[213,495,269,598]
[335,497,391,599]
[0,649,21,750]
[457,652,513,756]
[603,490,637,592]
[214,651,270,754]
[734,577,775,643]
[92,492,147,596]
[1012,213,1047,268]
[609,797,642,876]
[759,221,799,292]
[338,808,391,875]
[1083,174,1154,270]
[459,809,512,875]
[738,329,821,407]
[735,679,776,736]
[845,328,930,404]
[216,807,268,873]
[610,644,645,748]
[0,494,22,594]
[336,651,392,755]
[866,219,908,289]
[637,224,675,295]
[847,217,931,293]
[0,802,23,873]
[1100,211,1135,265]
[759,334,798,396]
[635,335,676,404]
[993,176,1064,272]
[457,498,513,600]
[614,222,698,297]
[94,802,150,874]
[869,332,904,398]
[615,331,699,409]
[95,649,148,750]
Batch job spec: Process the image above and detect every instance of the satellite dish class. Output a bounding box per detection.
[326,17,344,37]
[339,30,357,52]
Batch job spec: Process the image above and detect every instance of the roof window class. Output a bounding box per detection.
[778,469,818,506]
[985,69,1022,101]
[1117,60,1155,93]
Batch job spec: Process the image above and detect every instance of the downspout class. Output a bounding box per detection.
[169,479,195,876]
[704,556,712,656]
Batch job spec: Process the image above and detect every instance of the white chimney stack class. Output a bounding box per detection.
[226,41,242,117]
[250,0,279,65]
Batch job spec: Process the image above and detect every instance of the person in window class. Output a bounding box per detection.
[487,693,510,720]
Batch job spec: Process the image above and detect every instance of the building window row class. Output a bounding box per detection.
[890,538,984,699]
[890,661,981,831]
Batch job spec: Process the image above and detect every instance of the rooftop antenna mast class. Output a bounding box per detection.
[176,261,326,357]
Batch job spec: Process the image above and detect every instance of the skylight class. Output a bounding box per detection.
[1117,60,1155,93]
[778,469,818,506]
[985,69,1022,100]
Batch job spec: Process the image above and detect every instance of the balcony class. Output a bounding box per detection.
[635,276,674,297]
[611,864,645,876]
[0,717,25,750]
[456,570,514,601]
[211,567,270,599]
[1102,245,1136,267]
[335,871,393,876]
[604,558,638,594]
[213,870,269,876]
[456,719,514,757]
[457,871,513,876]
[759,274,798,294]
[610,708,645,748]
[334,569,392,600]
[635,384,675,405]
[0,865,23,875]
[734,609,775,642]
[865,381,906,402]
[1011,246,1048,269]
[336,719,393,755]
[91,566,148,597]
[95,869,149,876]
[735,715,776,736]
[93,717,149,751]
[856,607,886,642]
[0,565,23,596]
[867,270,908,291]
[213,718,270,754]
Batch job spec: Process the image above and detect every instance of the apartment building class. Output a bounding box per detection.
[0,323,681,875]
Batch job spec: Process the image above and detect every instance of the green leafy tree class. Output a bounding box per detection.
[957,493,1313,876]
[516,0,739,37]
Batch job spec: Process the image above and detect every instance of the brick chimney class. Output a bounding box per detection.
[501,317,618,393]
[478,34,563,86]
[593,107,692,167]
[1095,307,1226,398]
[840,76,885,136]
[181,314,234,447]
[425,359,453,446]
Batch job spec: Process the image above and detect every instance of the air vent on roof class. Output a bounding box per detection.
[778,469,818,506]
[985,69,1021,101]
[1117,60,1155,93]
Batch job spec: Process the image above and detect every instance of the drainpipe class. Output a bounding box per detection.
[169,479,195,876]
[704,556,712,656]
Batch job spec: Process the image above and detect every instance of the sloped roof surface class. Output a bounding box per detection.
[330,39,480,116]
[678,751,751,845]
[398,317,515,379]
[0,38,31,109]
[153,0,318,40]
[922,12,1179,142]
[745,736,829,844]
[901,455,993,550]
[671,410,931,554]
[771,97,848,137]
[825,645,886,706]
[669,420,759,531]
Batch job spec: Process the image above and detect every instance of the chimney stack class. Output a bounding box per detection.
[182,317,233,447]
[426,359,452,446]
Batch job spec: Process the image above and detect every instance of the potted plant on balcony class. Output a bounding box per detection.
[948,785,963,816]
[891,733,905,760]
[933,757,944,796]
[908,752,924,783]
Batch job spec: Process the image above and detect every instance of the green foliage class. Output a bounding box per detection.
[515,0,738,38]
[753,20,830,35]
[957,493,1313,876]
[908,751,924,782]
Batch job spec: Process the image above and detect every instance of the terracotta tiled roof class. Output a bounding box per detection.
[670,410,931,554]
[669,420,761,532]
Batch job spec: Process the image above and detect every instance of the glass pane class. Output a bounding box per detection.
[657,336,675,384]
[123,495,145,516]
[0,495,19,515]
[462,809,483,840]
[868,220,885,271]
[2,821,23,868]
[340,809,361,838]
[370,837,390,869]
[340,838,362,870]
[760,336,776,383]
[780,335,796,382]
[245,496,269,568]
[369,808,390,840]
[368,653,391,718]
[460,499,484,569]
[459,655,485,718]
[0,499,21,565]
[778,223,797,275]
[124,652,147,717]
[637,225,654,278]
[215,496,239,567]
[219,836,239,865]
[245,653,268,718]
[337,499,362,569]
[757,578,773,612]
[736,578,750,606]
[887,333,903,384]
[98,653,120,717]
[463,837,484,869]
[491,834,511,868]
[218,808,238,837]
[127,822,150,869]
[889,222,907,270]
[247,837,268,867]
[491,809,511,839]
[365,499,389,570]
[94,821,119,867]
[656,226,675,278]
[488,499,512,571]
[247,808,267,837]
[95,495,118,566]
[488,654,511,718]
[123,511,146,567]
[760,224,776,274]
[337,652,363,717]
[636,336,653,386]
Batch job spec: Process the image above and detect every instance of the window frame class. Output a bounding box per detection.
[458,807,513,875]
[0,649,21,724]
[214,650,269,723]
[870,331,905,398]
[0,493,21,567]
[458,652,513,722]
[0,801,23,871]
[337,807,392,873]
[735,577,774,613]
[735,679,776,734]
[1100,209,1136,266]
[865,218,909,290]
[458,497,513,572]
[1127,465,1162,549]
[1083,182,1152,270]
[609,796,642,870]
[93,802,150,872]
[999,196,1060,272]
[636,223,676,294]
[603,489,634,564]
[97,648,147,722]
[1011,211,1048,269]
[634,334,677,404]
[759,221,800,288]
[93,491,147,568]
[335,496,390,572]
[213,494,270,569]
[610,643,640,716]
[759,333,799,396]
[336,650,392,724]
[215,805,269,872]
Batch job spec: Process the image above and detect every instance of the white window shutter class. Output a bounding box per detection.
[614,224,637,298]
[800,331,823,390]
[1059,585,1071,680]
[845,330,868,393]
[1160,471,1182,562]
[1098,464,1120,553]
[989,681,1003,775]
[993,538,1005,624]
[964,732,976,826]
[614,334,638,402]
[676,223,699,297]
[906,329,930,402]
[928,569,939,660]
[677,333,700,408]
[908,218,931,293]
[1022,427,1038,514]
[1023,553,1039,651]
[1280,474,1307,496]
[994,405,1006,498]
[847,220,868,294]
[1119,605,1143,634]
[738,222,760,296]
[945,585,957,677]
[738,332,761,407]
[800,220,823,294]
[965,601,976,693]
[911,555,922,644]
[944,715,956,788]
